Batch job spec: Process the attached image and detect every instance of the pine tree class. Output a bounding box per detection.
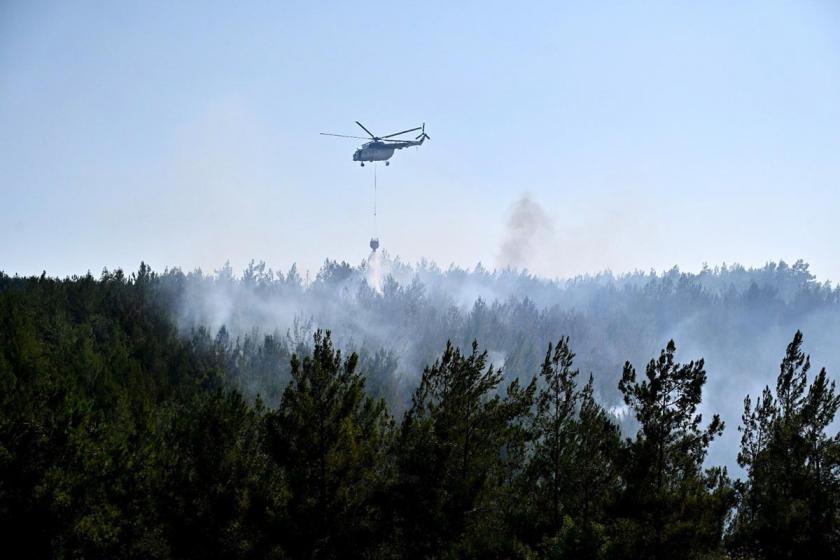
[565,375,622,559]
[393,340,521,558]
[151,391,285,559]
[732,331,840,559]
[531,337,580,534]
[528,339,621,559]
[616,340,730,560]
[263,330,392,559]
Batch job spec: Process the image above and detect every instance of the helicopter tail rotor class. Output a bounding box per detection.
[415,123,430,142]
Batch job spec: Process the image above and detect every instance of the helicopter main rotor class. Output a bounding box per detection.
[320,121,423,143]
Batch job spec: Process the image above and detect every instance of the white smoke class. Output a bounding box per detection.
[165,255,840,474]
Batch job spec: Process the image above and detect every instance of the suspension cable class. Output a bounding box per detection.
[373,163,378,237]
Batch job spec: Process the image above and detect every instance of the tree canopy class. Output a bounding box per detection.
[1,266,839,558]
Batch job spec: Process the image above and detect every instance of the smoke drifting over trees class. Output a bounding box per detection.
[166,256,839,470]
[2,259,839,558]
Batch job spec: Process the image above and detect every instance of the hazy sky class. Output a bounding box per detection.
[2,1,839,280]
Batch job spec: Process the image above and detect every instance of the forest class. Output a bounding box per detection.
[1,260,839,559]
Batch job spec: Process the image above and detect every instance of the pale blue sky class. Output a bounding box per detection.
[2,1,839,279]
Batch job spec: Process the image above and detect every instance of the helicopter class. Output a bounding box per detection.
[320,121,430,166]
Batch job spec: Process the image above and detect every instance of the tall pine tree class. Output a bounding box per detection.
[732,331,840,559]
[263,330,392,559]
[616,340,731,560]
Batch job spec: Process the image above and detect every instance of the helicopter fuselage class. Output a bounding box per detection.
[353,142,394,163]
[353,138,424,164]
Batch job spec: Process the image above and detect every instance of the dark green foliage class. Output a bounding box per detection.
[730,331,840,559]
[532,337,581,534]
[1,267,838,558]
[0,267,285,558]
[393,341,517,557]
[615,340,733,560]
[149,391,287,559]
[264,330,392,559]
[525,340,621,558]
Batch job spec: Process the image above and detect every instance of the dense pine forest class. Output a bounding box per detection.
[2,261,839,559]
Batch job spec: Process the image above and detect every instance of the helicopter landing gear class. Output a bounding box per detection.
[385,161,389,166]
[360,162,365,167]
